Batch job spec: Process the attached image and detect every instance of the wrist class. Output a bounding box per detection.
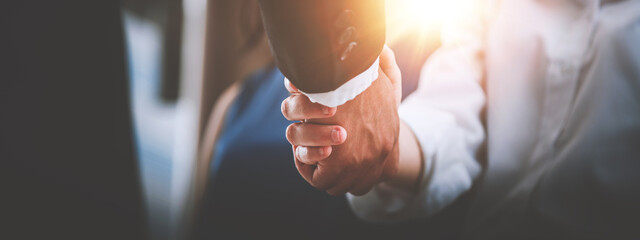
[384,120,424,193]
[300,57,380,107]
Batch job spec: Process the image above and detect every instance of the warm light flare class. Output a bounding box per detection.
[386,0,479,45]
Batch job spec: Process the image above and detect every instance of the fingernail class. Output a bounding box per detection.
[318,147,325,156]
[296,147,304,159]
[331,128,344,143]
[322,107,330,115]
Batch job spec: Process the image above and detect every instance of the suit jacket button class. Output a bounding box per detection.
[334,10,354,29]
[340,42,358,61]
[338,26,357,45]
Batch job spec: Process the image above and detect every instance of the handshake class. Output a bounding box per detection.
[281,47,415,196]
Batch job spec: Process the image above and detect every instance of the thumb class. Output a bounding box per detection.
[284,77,300,94]
[379,45,402,105]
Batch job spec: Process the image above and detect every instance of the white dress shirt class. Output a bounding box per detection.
[343,0,640,237]
[298,58,380,107]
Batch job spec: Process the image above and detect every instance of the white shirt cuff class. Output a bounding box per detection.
[299,57,380,107]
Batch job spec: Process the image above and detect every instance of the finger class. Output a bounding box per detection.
[286,123,347,146]
[284,78,300,93]
[281,94,336,121]
[308,163,341,191]
[296,146,332,165]
[293,145,315,183]
[380,45,402,105]
[294,148,316,185]
[379,45,401,83]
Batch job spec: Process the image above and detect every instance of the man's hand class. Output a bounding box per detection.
[282,46,402,196]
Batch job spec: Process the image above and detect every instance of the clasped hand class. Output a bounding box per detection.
[281,46,402,196]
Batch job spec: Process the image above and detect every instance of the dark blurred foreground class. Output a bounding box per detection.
[1,1,146,239]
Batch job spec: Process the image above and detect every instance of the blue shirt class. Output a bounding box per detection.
[196,67,361,239]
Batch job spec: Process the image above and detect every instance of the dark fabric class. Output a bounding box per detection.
[258,0,386,93]
[0,1,146,239]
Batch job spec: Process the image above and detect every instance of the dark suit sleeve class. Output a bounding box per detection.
[258,0,386,94]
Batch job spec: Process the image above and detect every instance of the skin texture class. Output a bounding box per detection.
[282,46,409,196]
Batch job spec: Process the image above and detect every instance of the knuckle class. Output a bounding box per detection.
[305,148,319,161]
[289,95,300,112]
[292,95,315,117]
[318,146,331,158]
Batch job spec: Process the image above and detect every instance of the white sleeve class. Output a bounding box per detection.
[347,4,487,222]
[297,58,380,108]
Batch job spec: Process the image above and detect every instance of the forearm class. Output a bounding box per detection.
[385,120,424,193]
[258,0,386,107]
